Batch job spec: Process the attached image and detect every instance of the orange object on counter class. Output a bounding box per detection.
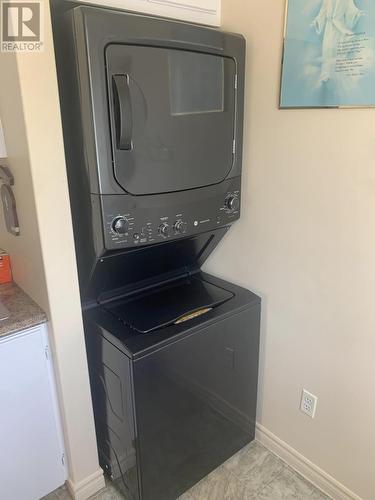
[0,249,12,284]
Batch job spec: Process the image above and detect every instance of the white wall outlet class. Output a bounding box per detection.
[300,389,318,418]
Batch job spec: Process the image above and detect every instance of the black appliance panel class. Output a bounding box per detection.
[85,230,229,303]
[85,329,139,499]
[133,304,260,500]
[104,276,234,333]
[101,177,240,251]
[106,44,236,195]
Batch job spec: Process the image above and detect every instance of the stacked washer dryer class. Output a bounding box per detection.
[51,3,261,499]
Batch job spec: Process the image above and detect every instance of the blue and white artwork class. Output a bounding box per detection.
[280,0,375,107]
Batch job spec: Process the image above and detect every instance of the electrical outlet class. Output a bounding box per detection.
[300,389,317,418]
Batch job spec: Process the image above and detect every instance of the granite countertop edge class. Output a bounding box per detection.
[0,282,47,339]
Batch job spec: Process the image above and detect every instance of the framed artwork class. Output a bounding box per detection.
[280,0,375,108]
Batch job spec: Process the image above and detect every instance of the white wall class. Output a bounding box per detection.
[0,2,104,498]
[205,1,375,499]
[76,0,221,26]
[0,53,47,308]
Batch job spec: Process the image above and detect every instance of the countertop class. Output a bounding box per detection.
[0,282,47,338]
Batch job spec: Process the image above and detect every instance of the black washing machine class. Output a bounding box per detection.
[51,3,260,499]
[85,270,260,500]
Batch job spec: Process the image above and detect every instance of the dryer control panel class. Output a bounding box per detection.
[99,178,241,251]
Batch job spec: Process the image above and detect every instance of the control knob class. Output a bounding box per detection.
[158,222,171,238]
[111,216,129,235]
[225,195,240,212]
[174,220,188,234]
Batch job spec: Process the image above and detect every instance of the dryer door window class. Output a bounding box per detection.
[106,45,236,195]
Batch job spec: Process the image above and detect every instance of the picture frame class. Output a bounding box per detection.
[280,0,375,109]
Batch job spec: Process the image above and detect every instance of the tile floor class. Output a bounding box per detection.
[43,442,330,500]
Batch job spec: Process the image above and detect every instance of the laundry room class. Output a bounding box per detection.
[0,1,373,500]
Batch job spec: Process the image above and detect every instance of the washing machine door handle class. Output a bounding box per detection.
[112,74,133,151]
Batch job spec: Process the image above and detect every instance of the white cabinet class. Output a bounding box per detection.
[0,324,66,500]
[79,0,221,26]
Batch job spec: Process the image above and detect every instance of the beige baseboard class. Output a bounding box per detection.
[67,468,106,500]
[255,423,362,500]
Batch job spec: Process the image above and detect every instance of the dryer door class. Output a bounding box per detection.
[106,45,236,195]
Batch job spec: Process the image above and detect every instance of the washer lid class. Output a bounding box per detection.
[104,277,233,334]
